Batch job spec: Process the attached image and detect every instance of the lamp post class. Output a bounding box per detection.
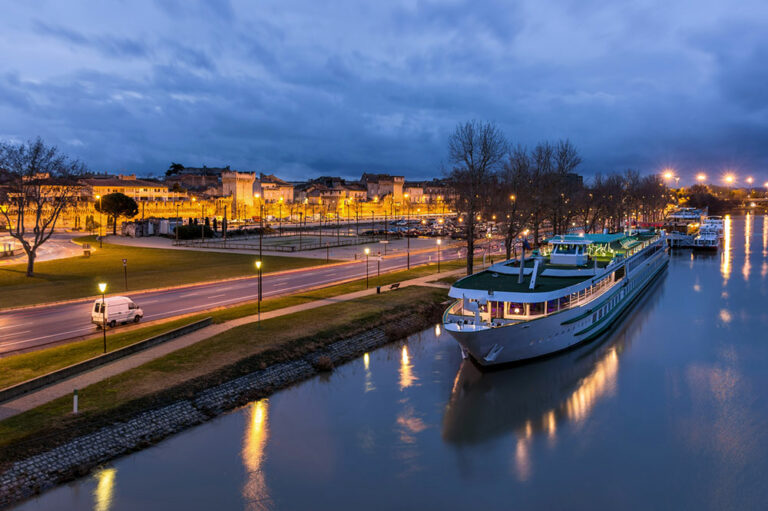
[364,247,370,289]
[98,282,107,353]
[486,231,493,267]
[437,239,442,273]
[258,198,264,262]
[96,195,103,248]
[278,198,283,236]
[255,260,262,326]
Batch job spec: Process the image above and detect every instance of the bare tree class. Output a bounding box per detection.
[497,145,533,258]
[0,138,85,276]
[447,121,508,275]
[547,140,582,235]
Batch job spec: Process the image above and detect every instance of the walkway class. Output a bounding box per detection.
[0,269,460,421]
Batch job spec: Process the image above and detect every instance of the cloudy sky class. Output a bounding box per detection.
[1,0,767,183]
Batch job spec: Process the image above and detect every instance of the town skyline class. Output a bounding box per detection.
[1,1,767,183]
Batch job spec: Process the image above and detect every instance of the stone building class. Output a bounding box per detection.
[361,173,404,202]
[82,174,184,202]
[222,171,256,208]
[255,173,294,203]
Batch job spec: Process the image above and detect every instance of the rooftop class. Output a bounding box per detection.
[453,270,590,294]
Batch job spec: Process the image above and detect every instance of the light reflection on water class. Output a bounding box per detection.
[11,216,768,511]
[242,400,271,511]
[721,214,732,282]
[93,468,116,511]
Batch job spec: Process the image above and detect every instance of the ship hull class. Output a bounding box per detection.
[445,249,668,367]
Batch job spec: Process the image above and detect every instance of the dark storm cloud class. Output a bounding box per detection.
[1,0,767,183]
[34,22,150,59]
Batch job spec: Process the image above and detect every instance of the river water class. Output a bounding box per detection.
[12,215,768,510]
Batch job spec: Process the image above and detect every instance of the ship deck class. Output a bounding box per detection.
[452,270,591,294]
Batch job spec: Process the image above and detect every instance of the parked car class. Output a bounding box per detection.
[91,296,143,328]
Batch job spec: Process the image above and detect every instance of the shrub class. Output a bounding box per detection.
[175,224,215,240]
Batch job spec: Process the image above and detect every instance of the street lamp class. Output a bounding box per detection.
[696,173,706,183]
[364,247,370,289]
[437,239,442,273]
[98,282,107,353]
[486,231,493,266]
[255,260,262,326]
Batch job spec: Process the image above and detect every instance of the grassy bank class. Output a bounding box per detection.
[0,236,328,308]
[0,259,465,390]
[0,285,447,462]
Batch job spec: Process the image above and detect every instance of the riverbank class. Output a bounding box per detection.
[0,286,446,508]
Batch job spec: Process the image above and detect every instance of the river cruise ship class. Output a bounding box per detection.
[443,231,668,366]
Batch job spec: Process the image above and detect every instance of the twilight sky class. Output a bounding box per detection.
[1,0,767,183]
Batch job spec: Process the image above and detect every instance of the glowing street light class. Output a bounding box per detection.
[724,174,735,185]
[663,170,674,180]
[747,176,754,185]
[696,173,707,183]
[98,282,107,353]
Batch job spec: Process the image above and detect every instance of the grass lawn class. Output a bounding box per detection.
[0,285,447,457]
[0,257,468,390]
[0,236,329,308]
[433,275,461,285]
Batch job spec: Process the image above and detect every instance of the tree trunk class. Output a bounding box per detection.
[113,216,117,235]
[25,250,35,277]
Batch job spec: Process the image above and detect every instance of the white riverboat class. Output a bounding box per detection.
[443,231,668,366]
[693,225,720,250]
[664,208,704,248]
[701,215,724,238]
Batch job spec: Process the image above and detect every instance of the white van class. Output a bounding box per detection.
[91,296,143,328]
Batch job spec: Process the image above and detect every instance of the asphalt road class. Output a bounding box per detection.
[0,245,500,356]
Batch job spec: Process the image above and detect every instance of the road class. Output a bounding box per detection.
[0,245,502,356]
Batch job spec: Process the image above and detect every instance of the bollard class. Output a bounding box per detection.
[73,389,78,414]
[376,286,381,294]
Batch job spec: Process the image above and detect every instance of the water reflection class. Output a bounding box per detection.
[743,213,751,281]
[363,352,375,392]
[242,399,271,511]
[763,215,767,257]
[721,214,732,282]
[762,216,767,278]
[93,468,116,511]
[442,337,624,447]
[399,346,417,390]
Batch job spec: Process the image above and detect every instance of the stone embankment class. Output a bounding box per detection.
[0,317,420,508]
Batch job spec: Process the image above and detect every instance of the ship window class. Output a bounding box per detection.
[559,295,570,309]
[529,302,544,316]
[507,302,525,316]
[546,300,558,314]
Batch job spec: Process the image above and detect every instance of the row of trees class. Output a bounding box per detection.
[446,121,672,274]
